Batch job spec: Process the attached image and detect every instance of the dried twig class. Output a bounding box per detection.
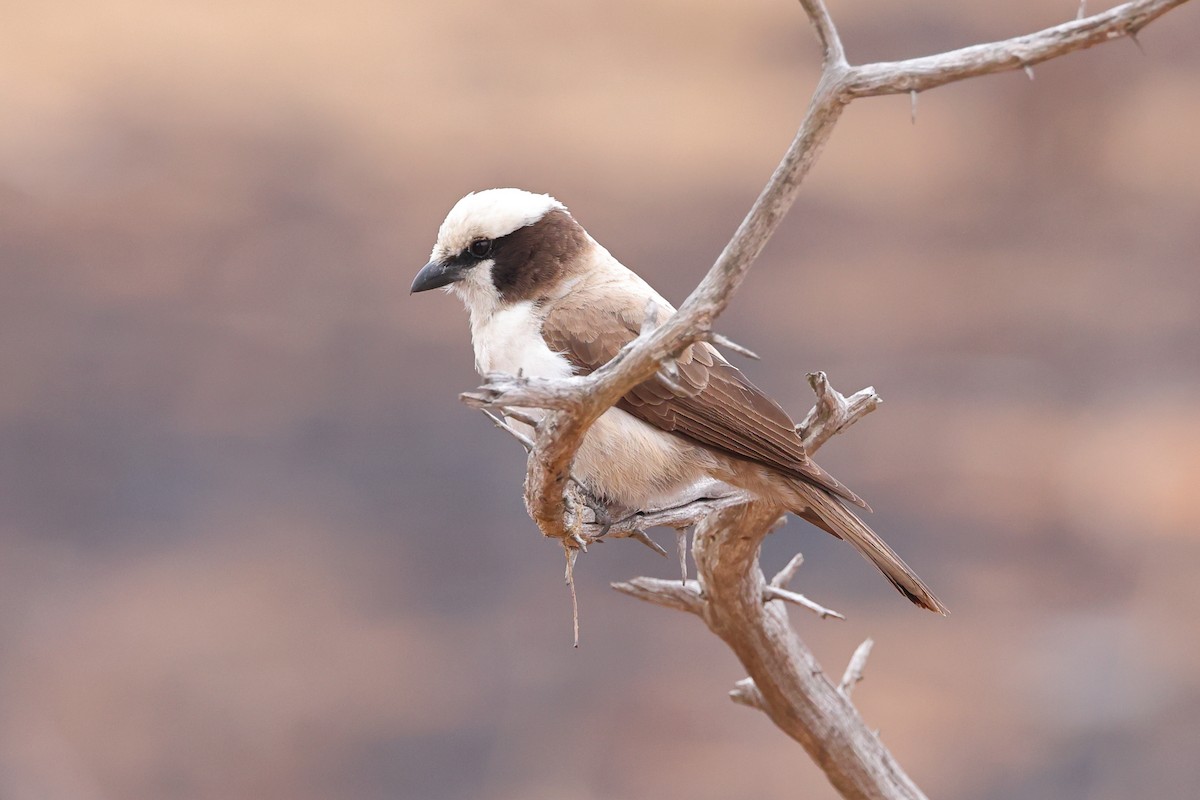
[675,529,689,583]
[764,584,845,621]
[480,409,533,451]
[797,372,881,451]
[839,639,876,699]
[707,331,760,360]
[610,576,705,615]
[771,553,806,588]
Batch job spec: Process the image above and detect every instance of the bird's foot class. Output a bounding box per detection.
[566,479,625,540]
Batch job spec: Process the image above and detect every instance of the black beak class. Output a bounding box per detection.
[410,259,467,294]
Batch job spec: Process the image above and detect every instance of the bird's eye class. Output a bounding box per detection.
[468,239,493,259]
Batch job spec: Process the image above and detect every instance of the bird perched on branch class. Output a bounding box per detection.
[411,188,946,614]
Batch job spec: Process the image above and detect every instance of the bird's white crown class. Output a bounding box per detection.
[431,188,566,262]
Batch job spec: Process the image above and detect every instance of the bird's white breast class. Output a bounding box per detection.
[470,300,574,379]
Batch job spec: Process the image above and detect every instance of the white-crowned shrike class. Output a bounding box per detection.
[412,188,946,613]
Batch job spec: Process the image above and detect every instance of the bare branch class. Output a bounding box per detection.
[611,577,705,615]
[839,639,875,699]
[764,584,845,621]
[797,0,847,67]
[797,372,882,452]
[691,502,927,800]
[581,492,751,539]
[771,552,806,588]
[844,0,1188,99]
[460,372,590,413]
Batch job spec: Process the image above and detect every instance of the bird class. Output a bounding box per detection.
[411,188,947,614]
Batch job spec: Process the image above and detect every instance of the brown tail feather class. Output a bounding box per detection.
[792,481,948,615]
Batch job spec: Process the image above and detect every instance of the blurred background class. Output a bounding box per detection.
[2,1,1198,798]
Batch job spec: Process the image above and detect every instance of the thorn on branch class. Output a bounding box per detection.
[480,409,534,452]
[1076,0,1087,20]
[729,677,766,710]
[675,528,689,584]
[1128,29,1145,54]
[1023,64,1035,81]
[763,584,845,620]
[839,638,875,698]
[628,528,668,557]
[707,331,760,360]
[910,90,918,124]
[657,361,692,396]
[503,408,541,428]
[590,506,671,557]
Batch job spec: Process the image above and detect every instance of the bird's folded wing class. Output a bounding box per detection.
[541,292,866,508]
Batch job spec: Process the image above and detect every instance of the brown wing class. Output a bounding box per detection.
[541,290,866,508]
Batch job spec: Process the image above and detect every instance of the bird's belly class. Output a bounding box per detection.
[575,407,726,511]
[501,399,725,512]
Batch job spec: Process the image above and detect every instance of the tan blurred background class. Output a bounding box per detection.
[2,1,1199,798]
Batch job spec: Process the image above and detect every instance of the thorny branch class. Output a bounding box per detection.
[461,1,1191,798]
[462,0,1190,552]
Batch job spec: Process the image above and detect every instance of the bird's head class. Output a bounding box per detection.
[411,188,589,315]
